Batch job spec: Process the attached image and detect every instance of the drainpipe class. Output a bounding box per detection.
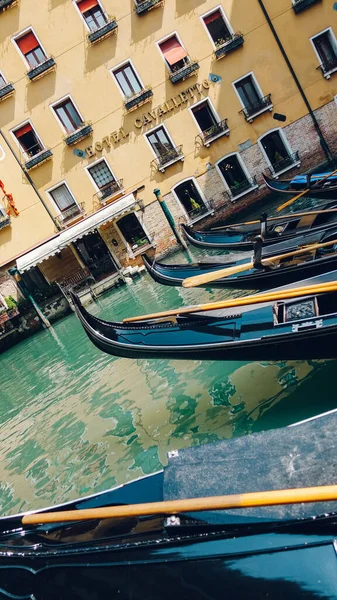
[8,267,51,328]
[257,0,334,165]
[153,188,187,249]
[0,129,61,230]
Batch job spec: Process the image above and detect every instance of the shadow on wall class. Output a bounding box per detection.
[48,0,67,9]
[175,0,208,18]
[0,7,20,43]
[130,1,165,44]
[0,95,15,129]
[84,33,118,74]
[0,224,13,246]
[25,71,57,113]
[27,159,54,189]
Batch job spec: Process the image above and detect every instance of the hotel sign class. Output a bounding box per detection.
[85,80,210,157]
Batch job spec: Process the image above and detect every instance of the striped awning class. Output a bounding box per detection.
[17,193,136,272]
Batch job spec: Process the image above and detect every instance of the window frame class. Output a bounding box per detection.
[156,31,190,73]
[0,71,8,88]
[50,95,85,135]
[144,124,177,160]
[114,212,153,258]
[232,71,265,111]
[172,177,213,225]
[310,27,337,76]
[46,180,80,217]
[12,27,48,70]
[72,0,108,32]
[84,157,118,192]
[200,5,234,50]
[11,120,46,159]
[188,97,221,134]
[258,127,300,178]
[215,152,258,201]
[110,59,145,100]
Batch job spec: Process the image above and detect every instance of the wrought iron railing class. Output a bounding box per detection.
[317,56,337,76]
[199,119,229,145]
[57,267,94,292]
[292,0,321,13]
[95,179,124,203]
[268,151,300,176]
[169,60,200,84]
[151,145,184,171]
[55,202,85,228]
[135,0,163,14]
[88,18,118,44]
[125,87,153,111]
[0,82,14,100]
[214,32,244,59]
[184,199,214,223]
[0,212,11,229]
[25,148,53,170]
[239,94,273,120]
[0,0,17,11]
[64,123,93,146]
[229,176,257,198]
[27,57,56,81]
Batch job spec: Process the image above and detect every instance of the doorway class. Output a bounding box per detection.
[74,231,118,281]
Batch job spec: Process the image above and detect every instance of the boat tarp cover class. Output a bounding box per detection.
[291,173,337,184]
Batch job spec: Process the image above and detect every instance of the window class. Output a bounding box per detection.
[311,29,337,76]
[117,213,150,251]
[49,183,78,214]
[15,30,47,68]
[202,8,232,46]
[147,126,175,159]
[76,0,107,31]
[234,73,272,120]
[13,123,44,157]
[52,98,83,133]
[259,129,299,176]
[113,62,143,98]
[191,100,218,133]
[216,154,255,198]
[0,73,6,88]
[87,159,121,200]
[173,179,209,221]
[158,35,189,72]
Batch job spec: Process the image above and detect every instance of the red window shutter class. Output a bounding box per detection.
[16,32,39,54]
[14,123,33,138]
[77,0,98,13]
[204,10,222,26]
[159,37,188,65]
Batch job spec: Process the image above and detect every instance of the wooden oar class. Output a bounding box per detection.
[182,237,337,289]
[22,484,337,524]
[211,206,337,230]
[276,168,337,213]
[123,280,337,323]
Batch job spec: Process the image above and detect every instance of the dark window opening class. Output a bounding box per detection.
[117,213,149,249]
[261,131,291,171]
[313,31,337,71]
[218,155,250,195]
[21,268,58,301]
[174,180,207,218]
[75,231,118,280]
[235,75,261,108]
[14,124,43,157]
[203,10,231,45]
[192,101,217,132]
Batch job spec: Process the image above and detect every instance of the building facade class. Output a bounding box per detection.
[0,0,337,318]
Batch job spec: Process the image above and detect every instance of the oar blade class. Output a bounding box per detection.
[182,261,254,288]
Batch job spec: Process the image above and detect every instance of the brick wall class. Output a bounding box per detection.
[0,271,22,303]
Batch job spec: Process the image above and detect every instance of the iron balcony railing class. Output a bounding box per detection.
[125,87,153,112]
[25,148,53,170]
[292,0,321,13]
[214,32,244,59]
[55,202,85,228]
[64,123,93,146]
[95,179,124,203]
[317,56,337,77]
[151,145,184,172]
[135,0,163,15]
[88,18,118,44]
[57,267,94,292]
[0,82,14,101]
[268,151,300,176]
[0,212,11,229]
[27,57,56,81]
[240,94,273,121]
[229,176,257,198]
[185,199,214,223]
[0,0,17,11]
[199,119,229,146]
[169,60,200,84]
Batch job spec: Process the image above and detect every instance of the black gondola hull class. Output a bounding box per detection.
[263,173,337,197]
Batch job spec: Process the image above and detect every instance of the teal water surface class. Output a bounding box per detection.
[0,200,336,516]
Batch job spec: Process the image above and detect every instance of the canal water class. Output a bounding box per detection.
[0,194,336,516]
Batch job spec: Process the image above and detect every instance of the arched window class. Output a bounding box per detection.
[216,153,256,199]
[259,129,299,176]
[117,213,150,252]
[172,178,209,222]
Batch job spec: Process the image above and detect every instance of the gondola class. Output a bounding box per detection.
[70,270,337,361]
[142,228,337,290]
[3,409,337,599]
[263,172,337,198]
[181,204,337,250]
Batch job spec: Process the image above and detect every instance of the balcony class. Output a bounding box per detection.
[95,179,124,204]
[0,82,14,102]
[0,213,11,229]
[184,199,214,226]
[135,0,163,15]
[55,202,85,229]
[27,57,56,82]
[88,19,118,45]
[214,33,244,59]
[229,177,258,200]
[317,57,337,79]
[125,87,153,112]
[268,151,300,177]
[169,61,200,84]
[0,0,18,11]
[292,0,321,13]
[25,149,53,171]
[240,94,273,122]
[151,145,184,172]
[198,119,230,147]
[64,124,93,146]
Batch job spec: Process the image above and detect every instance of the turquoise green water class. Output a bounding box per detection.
[0,195,336,516]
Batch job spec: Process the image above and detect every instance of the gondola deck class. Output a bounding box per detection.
[263,172,337,198]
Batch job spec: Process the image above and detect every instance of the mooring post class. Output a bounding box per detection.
[8,268,51,329]
[153,188,188,249]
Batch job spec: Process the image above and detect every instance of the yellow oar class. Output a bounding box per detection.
[211,206,337,230]
[182,237,337,289]
[276,168,337,213]
[22,484,337,524]
[123,280,337,323]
